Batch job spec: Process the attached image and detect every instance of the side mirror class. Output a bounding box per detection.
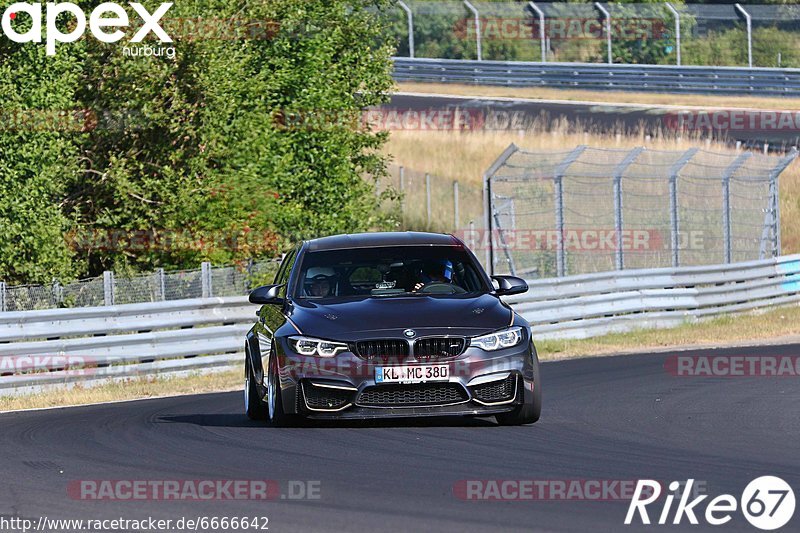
[491,275,528,296]
[248,284,285,305]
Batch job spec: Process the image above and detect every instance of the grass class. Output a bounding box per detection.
[396,82,800,111]
[384,126,800,254]
[2,303,799,411]
[0,368,241,413]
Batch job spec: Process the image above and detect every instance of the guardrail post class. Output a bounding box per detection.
[528,2,546,62]
[595,2,612,64]
[425,173,432,228]
[157,268,166,301]
[0,281,5,312]
[453,180,460,229]
[665,2,681,66]
[668,148,698,268]
[613,147,644,270]
[553,146,588,277]
[483,144,520,274]
[103,271,115,306]
[734,4,752,68]
[397,1,414,58]
[721,152,752,264]
[463,0,482,61]
[201,261,213,298]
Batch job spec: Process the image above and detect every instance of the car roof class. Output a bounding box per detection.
[305,232,462,252]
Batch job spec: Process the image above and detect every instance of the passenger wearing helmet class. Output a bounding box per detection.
[304,267,336,298]
[413,259,454,292]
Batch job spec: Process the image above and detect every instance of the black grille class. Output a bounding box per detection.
[357,383,468,407]
[354,339,409,359]
[414,337,466,359]
[471,375,517,403]
[302,383,354,410]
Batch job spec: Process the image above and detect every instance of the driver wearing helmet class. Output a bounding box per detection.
[413,259,454,292]
[304,267,336,298]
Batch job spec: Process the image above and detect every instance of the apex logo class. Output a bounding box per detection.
[1,2,173,55]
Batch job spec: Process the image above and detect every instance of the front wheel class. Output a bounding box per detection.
[496,347,542,426]
[244,356,268,421]
[266,349,299,427]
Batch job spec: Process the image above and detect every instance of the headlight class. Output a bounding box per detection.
[470,326,524,351]
[288,336,348,357]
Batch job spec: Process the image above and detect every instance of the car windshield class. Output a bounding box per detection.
[294,245,489,300]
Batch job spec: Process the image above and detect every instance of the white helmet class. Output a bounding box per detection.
[306,267,336,279]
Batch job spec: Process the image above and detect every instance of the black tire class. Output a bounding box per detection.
[244,355,268,421]
[267,349,300,428]
[496,346,542,426]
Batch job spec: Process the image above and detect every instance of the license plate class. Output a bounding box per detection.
[375,365,449,384]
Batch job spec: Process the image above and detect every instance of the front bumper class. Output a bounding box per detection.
[274,342,537,419]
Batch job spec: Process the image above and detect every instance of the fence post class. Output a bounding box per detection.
[612,147,644,271]
[157,268,166,301]
[245,259,254,292]
[399,166,405,227]
[453,180,460,229]
[397,1,414,58]
[528,2,546,62]
[425,173,432,228]
[52,280,63,307]
[0,281,5,312]
[553,146,588,277]
[483,144,520,274]
[665,2,681,66]
[103,271,115,306]
[595,2,612,64]
[469,220,476,250]
[760,148,798,258]
[668,148,698,268]
[463,0,481,61]
[201,262,213,298]
[734,4,752,68]
[721,152,752,264]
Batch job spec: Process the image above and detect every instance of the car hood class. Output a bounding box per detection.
[286,293,512,341]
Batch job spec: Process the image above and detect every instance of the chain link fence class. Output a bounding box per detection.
[387,1,800,67]
[379,164,484,233]
[484,144,797,278]
[0,259,281,312]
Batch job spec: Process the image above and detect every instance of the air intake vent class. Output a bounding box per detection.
[414,337,466,359]
[353,339,409,359]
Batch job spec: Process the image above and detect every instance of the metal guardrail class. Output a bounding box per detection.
[1,255,798,394]
[0,297,254,394]
[393,57,800,96]
[506,254,800,339]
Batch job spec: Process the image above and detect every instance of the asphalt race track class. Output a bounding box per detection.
[1,343,799,532]
[387,93,800,149]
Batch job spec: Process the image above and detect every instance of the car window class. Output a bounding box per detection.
[274,248,298,299]
[294,245,489,300]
